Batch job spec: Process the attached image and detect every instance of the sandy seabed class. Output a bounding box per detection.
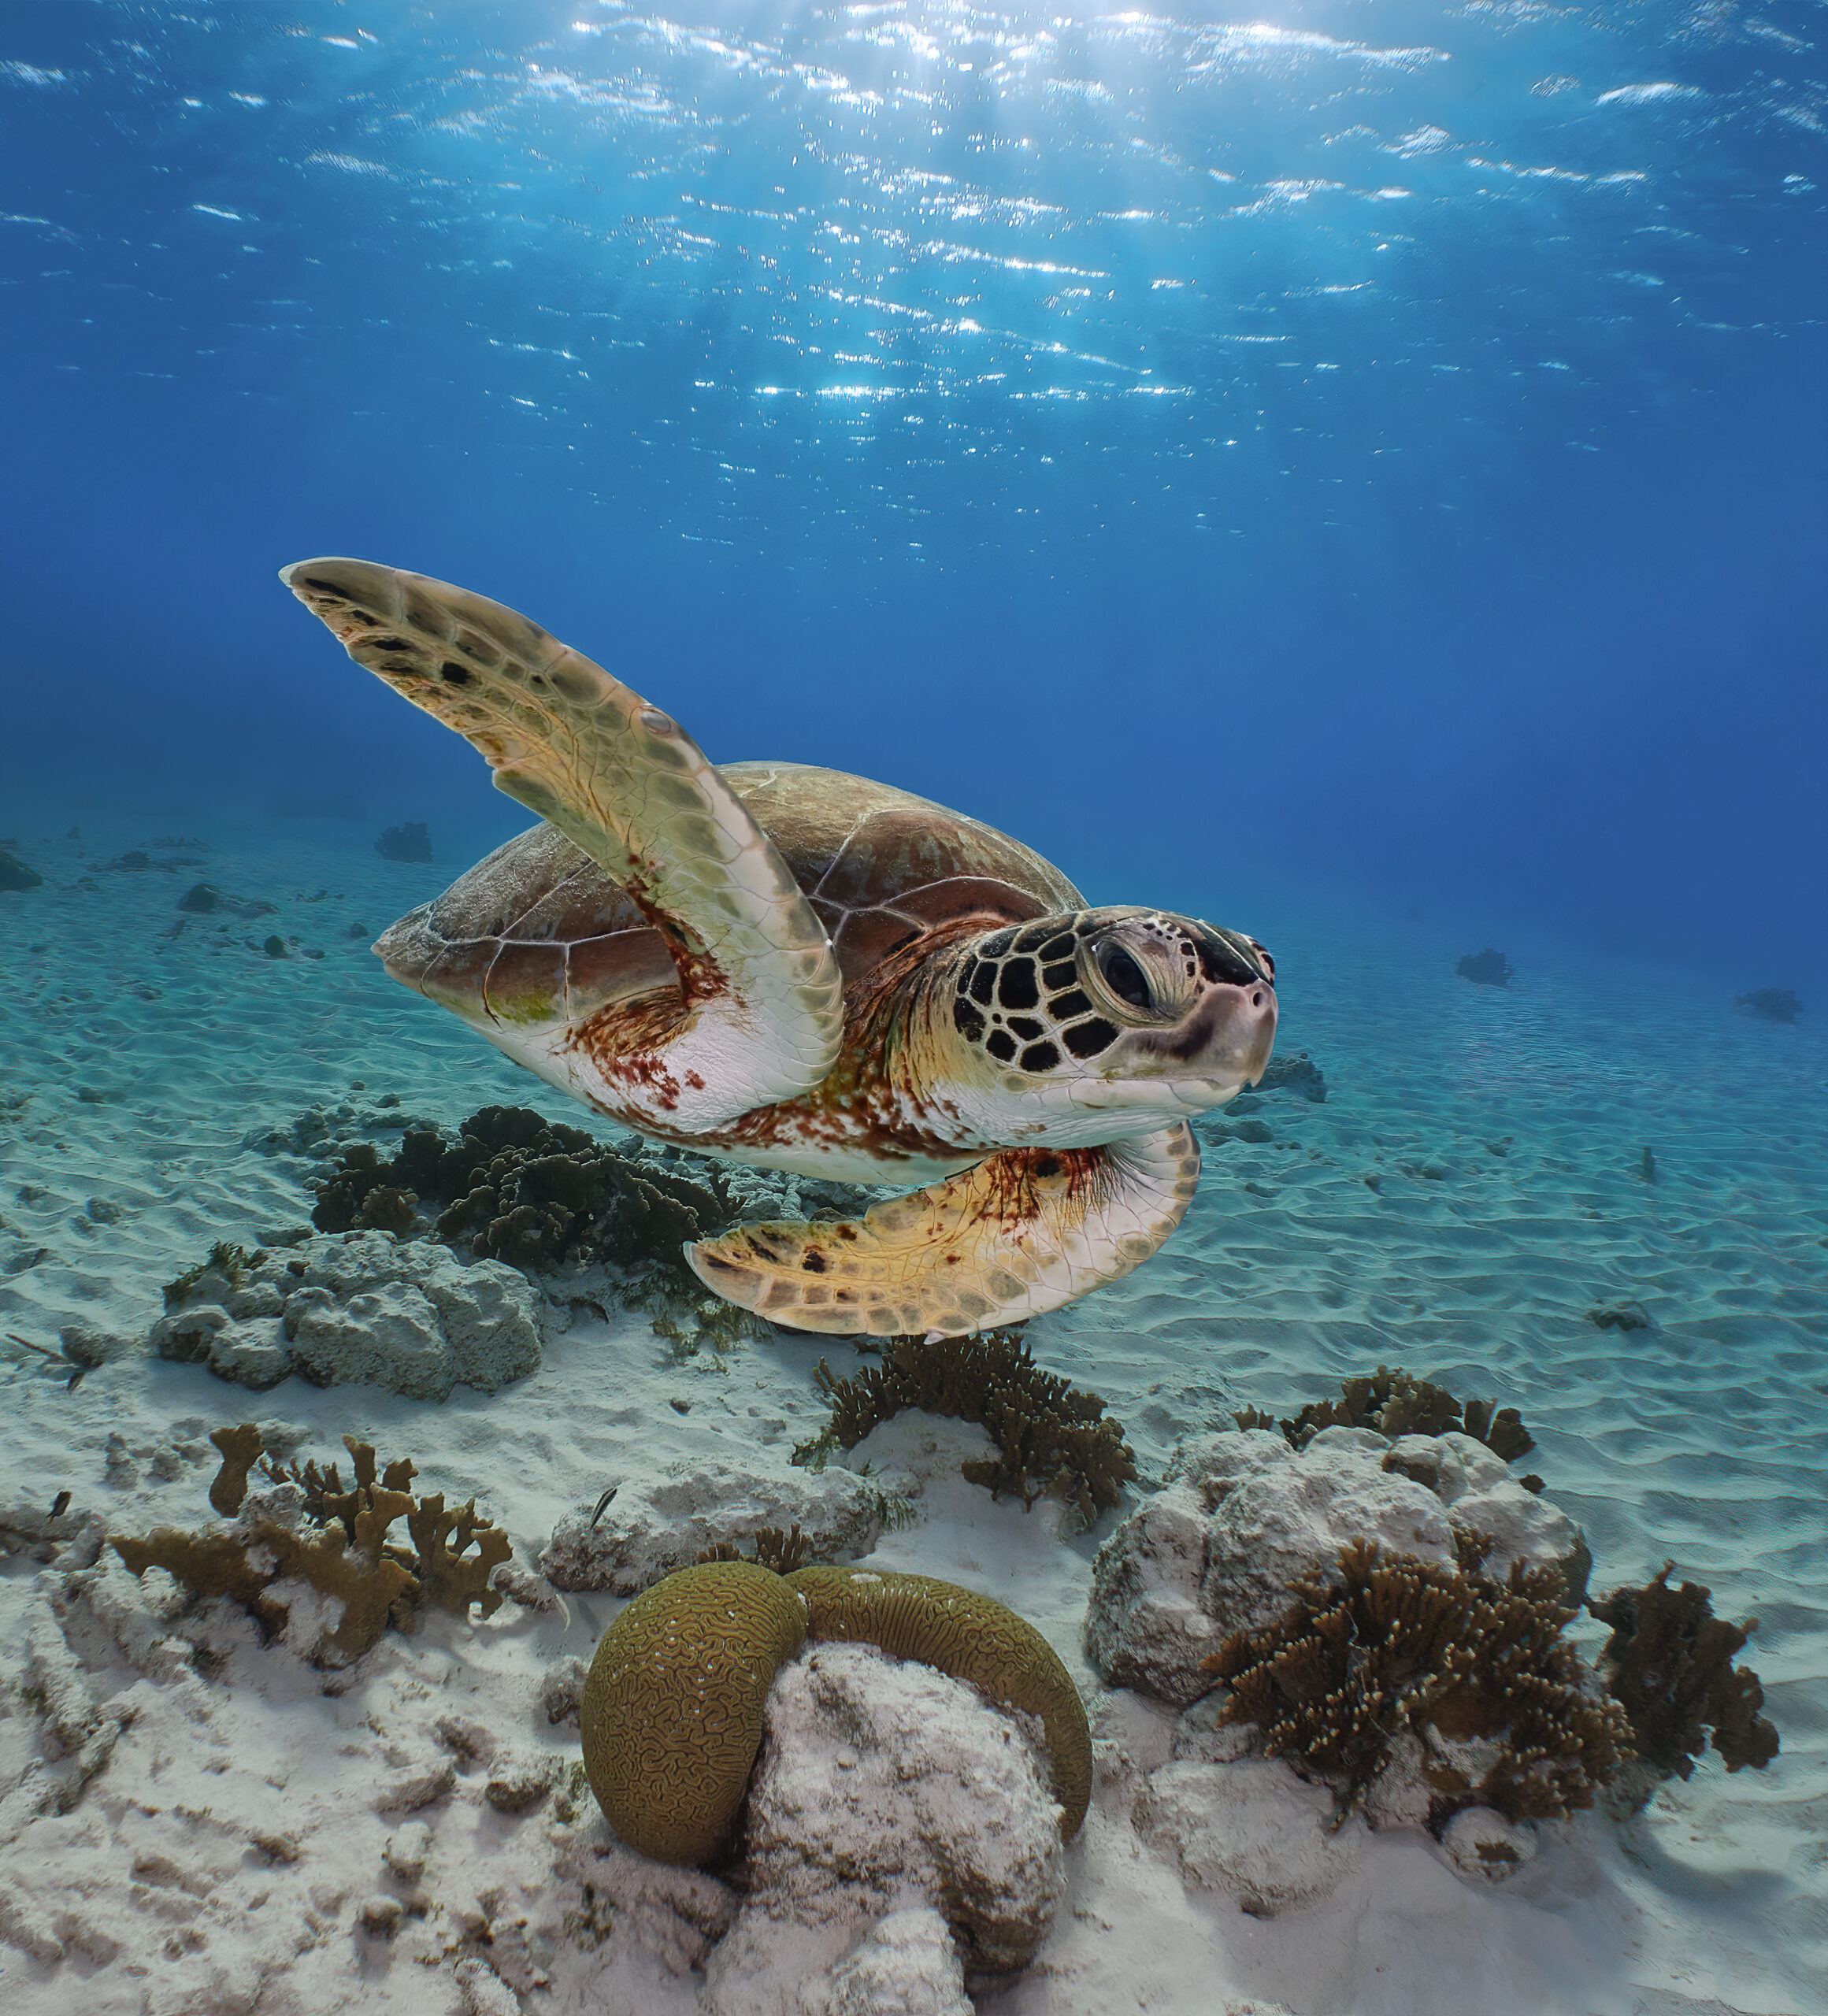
[0,815,1822,2016]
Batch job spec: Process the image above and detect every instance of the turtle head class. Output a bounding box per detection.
[941,906,1277,1137]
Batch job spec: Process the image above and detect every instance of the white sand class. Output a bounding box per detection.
[1,815,1822,2014]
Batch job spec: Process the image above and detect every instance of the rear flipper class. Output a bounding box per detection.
[686,1124,1201,1338]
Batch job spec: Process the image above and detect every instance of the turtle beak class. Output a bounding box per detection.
[1191,926,1277,1088]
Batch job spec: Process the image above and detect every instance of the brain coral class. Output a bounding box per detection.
[580,1561,806,1865]
[578,1559,1090,1867]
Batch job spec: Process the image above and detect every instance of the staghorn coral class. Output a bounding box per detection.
[1203,1540,1632,1827]
[1237,1364,1535,1468]
[577,1560,1091,1870]
[1590,1562,1778,1781]
[110,1425,515,1664]
[797,1329,1135,1526]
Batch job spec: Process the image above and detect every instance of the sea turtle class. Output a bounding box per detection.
[281,559,1277,1338]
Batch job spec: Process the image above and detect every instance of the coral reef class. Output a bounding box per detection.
[151,1229,543,1399]
[0,848,44,891]
[797,1329,1136,1526]
[1456,947,1514,986]
[579,1560,1090,1873]
[1587,1300,1652,1332]
[1202,1539,1633,1826]
[1589,1563,1778,1783]
[375,820,433,862]
[580,1560,809,1865]
[705,1644,1065,2008]
[1085,1427,1587,1708]
[110,1425,517,1665]
[321,1103,721,1265]
[1733,987,1803,1023]
[540,1452,890,1595]
[1235,1364,1536,1468]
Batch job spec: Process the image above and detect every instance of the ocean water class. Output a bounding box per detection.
[1,6,1823,2015]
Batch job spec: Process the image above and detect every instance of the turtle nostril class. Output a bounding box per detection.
[1252,991,1265,1008]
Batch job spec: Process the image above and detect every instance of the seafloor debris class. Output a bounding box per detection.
[796,1328,1136,1526]
[1203,1538,1633,1827]
[1589,1562,1778,1784]
[1455,947,1514,986]
[1234,1364,1536,1469]
[110,1424,518,1665]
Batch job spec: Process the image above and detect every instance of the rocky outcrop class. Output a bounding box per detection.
[150,1232,544,1399]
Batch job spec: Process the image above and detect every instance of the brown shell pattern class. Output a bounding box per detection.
[378,761,1084,1029]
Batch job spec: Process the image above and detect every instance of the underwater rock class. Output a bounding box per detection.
[1455,947,1514,986]
[818,1907,975,2016]
[150,1232,543,1399]
[1085,1426,1588,1709]
[702,1642,1065,2012]
[540,1454,888,1595]
[1733,986,1802,1023]
[0,849,44,891]
[1256,1049,1327,1102]
[1132,1756,1358,1916]
[375,820,433,862]
[1439,1806,1539,1882]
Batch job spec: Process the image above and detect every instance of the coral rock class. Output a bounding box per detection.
[1133,1757,1358,1915]
[541,1454,886,1595]
[704,1643,1064,2012]
[821,1907,974,2016]
[1087,1427,1589,1709]
[151,1231,543,1399]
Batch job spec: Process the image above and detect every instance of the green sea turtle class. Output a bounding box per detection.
[281,558,1277,1338]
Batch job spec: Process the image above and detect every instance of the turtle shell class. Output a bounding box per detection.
[377,761,1085,1031]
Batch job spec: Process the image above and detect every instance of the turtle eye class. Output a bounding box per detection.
[1096,943,1151,1012]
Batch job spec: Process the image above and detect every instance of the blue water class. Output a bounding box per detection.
[2,2,1822,981]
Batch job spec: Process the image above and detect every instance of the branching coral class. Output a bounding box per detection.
[111,1425,515,1662]
[1203,1540,1632,1827]
[796,1329,1136,1525]
[1589,1563,1778,1780]
[1235,1365,1536,1469]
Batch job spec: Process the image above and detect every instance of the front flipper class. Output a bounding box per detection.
[281,558,843,1132]
[686,1124,1202,1337]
